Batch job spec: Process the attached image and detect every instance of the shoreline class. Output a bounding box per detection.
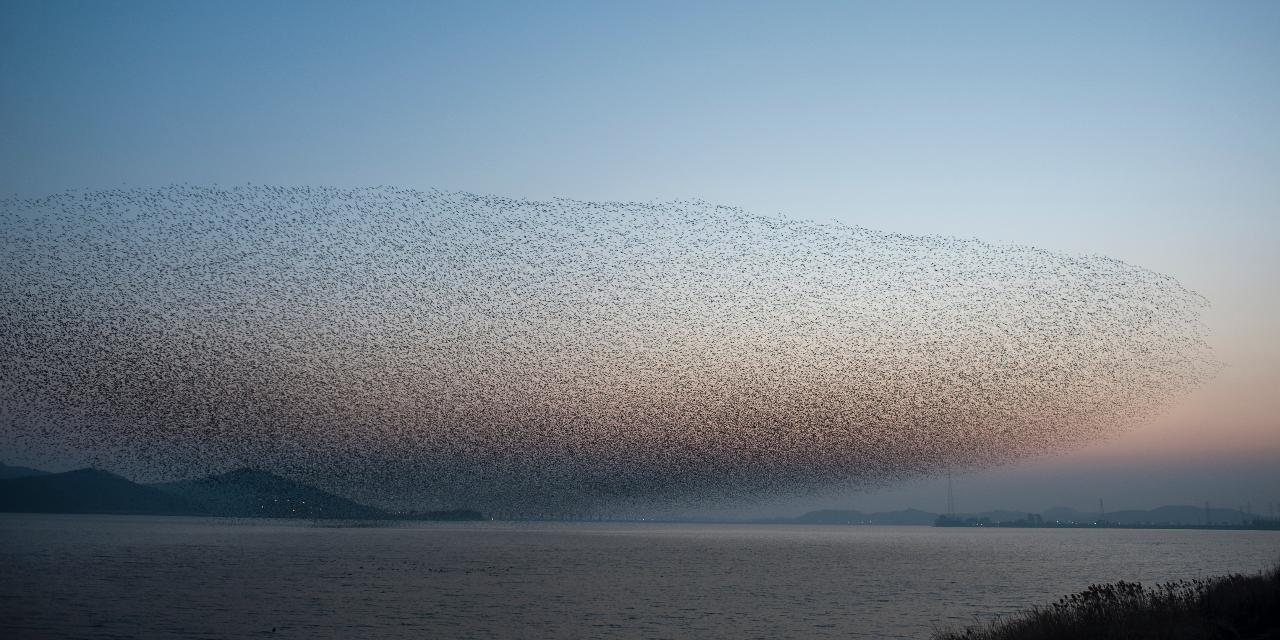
[935,562,1280,640]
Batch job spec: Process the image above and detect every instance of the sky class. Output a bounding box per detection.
[2,0,1277,514]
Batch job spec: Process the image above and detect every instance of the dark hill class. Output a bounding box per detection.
[793,509,870,524]
[0,462,51,479]
[1107,505,1253,525]
[152,468,386,519]
[788,508,940,525]
[866,508,939,525]
[0,468,201,514]
[1043,505,1255,525]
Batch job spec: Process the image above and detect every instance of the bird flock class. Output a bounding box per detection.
[0,186,1216,513]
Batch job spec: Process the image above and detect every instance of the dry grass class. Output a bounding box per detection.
[934,561,1280,640]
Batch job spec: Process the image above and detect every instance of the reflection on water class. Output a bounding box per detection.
[2,514,1277,639]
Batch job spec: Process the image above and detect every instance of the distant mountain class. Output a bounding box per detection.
[0,468,201,514]
[1038,505,1258,525]
[787,508,939,525]
[151,468,386,519]
[792,509,870,524]
[0,462,51,479]
[1104,505,1259,526]
[866,508,939,525]
[0,466,482,520]
[782,505,1266,527]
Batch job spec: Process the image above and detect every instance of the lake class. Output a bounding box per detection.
[2,514,1277,639]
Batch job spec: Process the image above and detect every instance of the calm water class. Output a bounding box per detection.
[2,514,1277,639]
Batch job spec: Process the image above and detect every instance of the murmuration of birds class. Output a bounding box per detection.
[0,186,1216,513]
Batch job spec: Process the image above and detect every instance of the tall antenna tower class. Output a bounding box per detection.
[1099,498,1106,523]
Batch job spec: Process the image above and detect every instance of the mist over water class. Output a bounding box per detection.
[1,186,1218,512]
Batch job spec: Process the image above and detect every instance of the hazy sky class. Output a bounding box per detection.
[2,1,1277,513]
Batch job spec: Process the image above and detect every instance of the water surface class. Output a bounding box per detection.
[2,514,1277,638]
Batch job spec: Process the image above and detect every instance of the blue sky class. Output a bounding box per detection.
[2,1,1277,512]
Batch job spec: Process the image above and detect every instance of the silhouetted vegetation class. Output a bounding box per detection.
[935,562,1280,640]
